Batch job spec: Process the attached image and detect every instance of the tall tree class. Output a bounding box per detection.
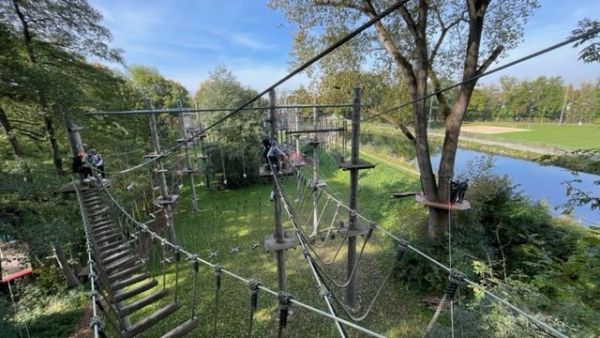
[194,66,266,186]
[271,0,539,238]
[0,0,121,174]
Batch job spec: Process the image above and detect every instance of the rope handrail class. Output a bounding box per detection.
[295,169,567,337]
[95,182,387,338]
[73,184,102,338]
[271,164,401,322]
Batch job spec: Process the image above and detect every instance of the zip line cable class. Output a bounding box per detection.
[357,27,600,125]
[115,0,409,176]
[115,13,598,179]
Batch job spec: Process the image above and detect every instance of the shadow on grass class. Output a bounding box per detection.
[0,308,83,338]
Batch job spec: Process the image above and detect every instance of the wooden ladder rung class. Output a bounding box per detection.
[108,264,143,283]
[161,318,199,338]
[114,279,158,302]
[105,254,137,272]
[110,272,149,291]
[103,249,132,266]
[123,302,180,338]
[118,289,168,317]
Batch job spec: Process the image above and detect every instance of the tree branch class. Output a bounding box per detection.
[313,0,367,12]
[379,113,416,145]
[476,45,504,75]
[362,0,416,80]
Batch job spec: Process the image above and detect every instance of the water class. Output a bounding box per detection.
[429,149,600,227]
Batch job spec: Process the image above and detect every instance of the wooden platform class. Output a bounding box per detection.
[415,193,470,211]
[337,159,375,171]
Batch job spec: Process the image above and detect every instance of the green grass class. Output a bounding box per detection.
[465,122,600,151]
[112,150,447,337]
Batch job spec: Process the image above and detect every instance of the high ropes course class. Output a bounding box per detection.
[65,1,600,336]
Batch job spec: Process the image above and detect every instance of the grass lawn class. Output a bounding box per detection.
[465,122,600,151]
[109,150,451,337]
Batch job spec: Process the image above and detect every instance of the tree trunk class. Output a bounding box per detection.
[53,244,79,288]
[44,113,64,175]
[0,106,24,158]
[13,0,64,175]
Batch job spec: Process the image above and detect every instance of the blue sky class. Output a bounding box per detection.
[91,0,600,94]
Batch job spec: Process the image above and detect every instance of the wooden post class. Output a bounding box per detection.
[312,105,319,236]
[146,99,178,246]
[65,117,85,157]
[178,101,198,212]
[270,89,287,291]
[346,87,361,307]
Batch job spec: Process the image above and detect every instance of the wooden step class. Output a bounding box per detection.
[96,232,122,244]
[108,264,143,283]
[103,249,132,265]
[89,207,109,217]
[115,279,158,302]
[91,218,112,227]
[100,239,133,252]
[124,302,180,338]
[102,241,134,258]
[111,272,149,291]
[118,289,168,317]
[162,318,199,338]
[105,255,138,273]
[92,221,114,230]
[95,228,119,238]
[94,224,118,234]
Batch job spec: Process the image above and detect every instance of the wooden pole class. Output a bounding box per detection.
[270,89,287,291]
[346,87,361,307]
[178,101,198,212]
[146,99,178,246]
[312,104,319,236]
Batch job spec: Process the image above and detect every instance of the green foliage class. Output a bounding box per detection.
[7,281,87,338]
[194,67,267,187]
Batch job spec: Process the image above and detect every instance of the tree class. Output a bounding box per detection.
[572,19,600,63]
[0,0,122,174]
[194,67,266,186]
[270,0,539,239]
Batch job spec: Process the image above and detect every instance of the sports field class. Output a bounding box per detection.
[463,123,600,151]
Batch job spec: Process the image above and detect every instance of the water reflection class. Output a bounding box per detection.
[429,149,599,226]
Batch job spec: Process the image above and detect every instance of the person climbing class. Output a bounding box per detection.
[262,138,271,171]
[89,148,105,178]
[266,140,286,173]
[73,151,93,181]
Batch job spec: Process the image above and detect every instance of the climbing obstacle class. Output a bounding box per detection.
[76,184,199,338]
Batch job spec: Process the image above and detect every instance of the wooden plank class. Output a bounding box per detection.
[414,193,470,211]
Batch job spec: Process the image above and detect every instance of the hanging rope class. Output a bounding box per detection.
[423,269,466,337]
[277,291,293,338]
[190,255,200,318]
[174,246,181,303]
[247,279,261,337]
[212,264,223,337]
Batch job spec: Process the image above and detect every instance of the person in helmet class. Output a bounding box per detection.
[88,148,105,178]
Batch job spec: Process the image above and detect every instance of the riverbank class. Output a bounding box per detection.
[362,123,600,175]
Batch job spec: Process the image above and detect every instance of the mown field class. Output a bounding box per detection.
[462,122,600,151]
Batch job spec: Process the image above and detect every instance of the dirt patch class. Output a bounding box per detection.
[69,306,92,338]
[462,125,529,134]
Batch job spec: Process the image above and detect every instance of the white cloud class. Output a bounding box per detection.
[231,33,276,50]
[166,63,309,95]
